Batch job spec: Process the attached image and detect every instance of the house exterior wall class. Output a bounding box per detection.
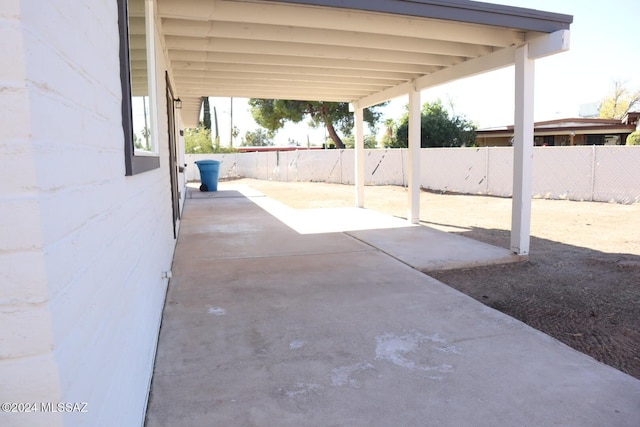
[477,131,632,147]
[1,1,178,426]
[477,136,511,147]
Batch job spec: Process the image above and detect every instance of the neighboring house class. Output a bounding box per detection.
[476,113,639,146]
[1,1,571,426]
[623,110,640,131]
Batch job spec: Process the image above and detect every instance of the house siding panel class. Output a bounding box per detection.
[1,1,177,426]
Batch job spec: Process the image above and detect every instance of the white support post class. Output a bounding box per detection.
[408,86,421,224]
[511,44,535,255]
[354,102,365,208]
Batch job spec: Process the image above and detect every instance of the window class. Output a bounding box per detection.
[585,134,605,146]
[534,135,555,146]
[118,0,160,175]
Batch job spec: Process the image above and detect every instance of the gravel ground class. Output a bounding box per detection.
[228,178,640,380]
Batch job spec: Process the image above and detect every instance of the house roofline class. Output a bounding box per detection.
[477,117,635,137]
[268,0,573,33]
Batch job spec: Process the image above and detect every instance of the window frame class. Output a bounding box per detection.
[118,0,160,175]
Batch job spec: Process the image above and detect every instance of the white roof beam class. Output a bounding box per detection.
[414,45,517,92]
[176,81,374,94]
[161,19,495,58]
[357,46,517,108]
[168,51,442,74]
[173,70,403,87]
[176,77,380,95]
[164,36,465,67]
[356,82,414,109]
[357,30,570,110]
[169,61,417,81]
[177,88,355,101]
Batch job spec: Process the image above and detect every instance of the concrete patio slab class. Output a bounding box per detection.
[174,191,371,263]
[209,184,417,235]
[207,184,520,271]
[145,187,640,427]
[348,226,523,272]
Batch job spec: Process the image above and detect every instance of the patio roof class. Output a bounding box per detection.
[156,0,572,127]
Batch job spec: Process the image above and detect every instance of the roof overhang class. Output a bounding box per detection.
[477,120,636,138]
[155,0,572,127]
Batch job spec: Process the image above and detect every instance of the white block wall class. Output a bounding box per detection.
[0,1,178,426]
[188,146,640,204]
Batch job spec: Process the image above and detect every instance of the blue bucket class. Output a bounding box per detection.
[195,160,220,191]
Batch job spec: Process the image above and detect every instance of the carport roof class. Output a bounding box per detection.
[155,0,573,127]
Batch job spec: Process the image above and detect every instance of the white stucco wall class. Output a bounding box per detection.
[0,1,178,426]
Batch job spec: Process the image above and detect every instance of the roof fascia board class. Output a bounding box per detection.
[265,0,573,33]
[527,30,570,59]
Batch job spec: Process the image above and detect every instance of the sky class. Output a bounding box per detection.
[206,0,640,147]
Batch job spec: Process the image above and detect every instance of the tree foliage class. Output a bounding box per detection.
[184,127,237,153]
[241,128,275,147]
[627,131,640,146]
[342,134,379,149]
[184,127,213,153]
[248,99,386,149]
[599,80,640,119]
[392,99,477,148]
[380,118,396,148]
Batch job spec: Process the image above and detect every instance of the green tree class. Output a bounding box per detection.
[599,80,640,119]
[248,99,386,149]
[241,128,275,147]
[184,127,214,154]
[342,134,379,149]
[627,130,640,146]
[381,118,396,148]
[184,127,238,153]
[133,132,145,150]
[392,99,476,148]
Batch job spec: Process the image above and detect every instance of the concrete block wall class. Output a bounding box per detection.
[188,146,640,204]
[1,1,177,426]
[422,147,488,194]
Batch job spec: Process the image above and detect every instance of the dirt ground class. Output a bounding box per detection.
[228,178,640,380]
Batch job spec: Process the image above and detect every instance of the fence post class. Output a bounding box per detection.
[590,145,596,202]
[485,147,490,194]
